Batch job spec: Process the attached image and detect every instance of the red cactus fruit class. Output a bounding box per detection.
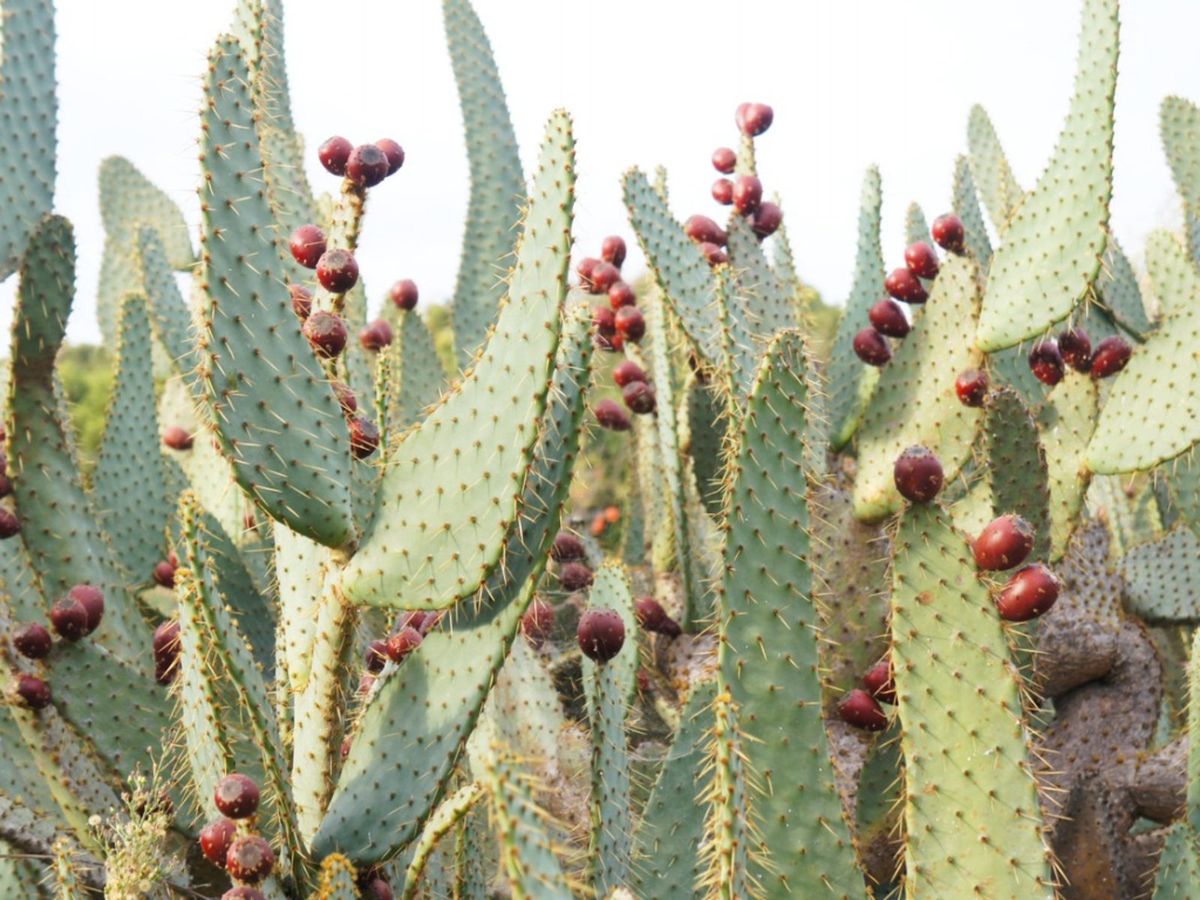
[363,877,394,900]
[385,626,423,663]
[199,816,237,868]
[0,461,10,500]
[15,674,52,710]
[315,249,359,294]
[332,381,357,417]
[577,257,600,290]
[153,620,181,685]
[862,659,896,704]
[996,563,1061,622]
[162,425,194,451]
[289,284,313,320]
[735,101,774,136]
[390,279,419,310]
[222,889,266,900]
[838,688,886,731]
[885,267,928,304]
[349,417,380,460]
[225,835,275,883]
[731,175,763,215]
[592,306,616,337]
[594,398,632,432]
[613,360,647,388]
[520,599,555,648]
[634,595,681,638]
[608,281,636,310]
[359,673,377,696]
[955,369,989,407]
[359,319,394,353]
[748,202,783,238]
[931,213,965,254]
[1090,335,1132,379]
[711,178,734,206]
[893,446,944,503]
[904,241,939,279]
[395,610,428,633]
[318,136,353,176]
[560,562,594,592]
[346,143,390,187]
[551,532,586,562]
[303,310,348,358]
[13,623,51,660]
[868,298,910,338]
[601,235,627,268]
[853,327,891,367]
[1028,340,1064,386]
[365,639,389,674]
[590,262,621,294]
[214,773,260,819]
[615,306,645,342]
[50,597,89,642]
[622,381,657,415]
[684,215,726,247]
[577,608,626,662]
[0,508,20,539]
[288,224,326,269]
[699,242,729,266]
[1057,328,1092,372]
[711,146,736,174]
[69,584,104,634]
[374,138,405,175]
[973,514,1035,572]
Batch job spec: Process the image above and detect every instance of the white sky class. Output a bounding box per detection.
[5,0,1200,345]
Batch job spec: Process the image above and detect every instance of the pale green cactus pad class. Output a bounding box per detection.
[1120,526,1200,624]
[966,104,1024,233]
[1161,95,1200,266]
[1037,372,1098,559]
[952,154,993,269]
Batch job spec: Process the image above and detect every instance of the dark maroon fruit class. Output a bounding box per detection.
[199,816,237,867]
[390,279,419,310]
[318,136,353,176]
[363,878,394,900]
[577,257,600,289]
[893,446,943,503]
[346,143,390,187]
[608,281,636,310]
[868,298,909,338]
[601,235,626,268]
[359,673,377,695]
[385,626,423,663]
[996,563,1061,622]
[289,284,313,320]
[154,619,181,657]
[0,465,10,499]
[13,623,51,660]
[520,599,555,648]
[349,417,380,459]
[560,562,595,592]
[699,242,728,266]
[748,202,783,238]
[288,224,326,269]
[50,597,89,641]
[214,773,260,819]
[332,381,357,417]
[223,889,266,900]
[711,178,734,205]
[731,175,763,215]
[711,146,736,174]
[395,610,428,633]
[577,608,625,662]
[1057,328,1092,372]
[359,319,394,352]
[162,425,194,451]
[365,639,389,673]
[973,514,1035,572]
[551,532,586,562]
[862,660,896,704]
[1028,341,1064,386]
[735,101,774,137]
[852,327,891,367]
[885,267,928,304]
[634,596,681,638]
[595,398,632,432]
[374,138,405,175]
[225,835,275,883]
[622,381,656,415]
[684,215,726,246]
[904,241,939,279]
[303,310,348,358]
[15,674,51,710]
[69,584,104,633]
[955,369,989,407]
[838,688,886,731]
[0,508,20,540]
[931,213,965,254]
[615,306,645,342]
[590,262,621,294]
[315,249,359,294]
[1090,336,1132,379]
[613,360,647,387]
[592,306,616,337]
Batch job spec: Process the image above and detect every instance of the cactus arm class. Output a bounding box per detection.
[312,853,358,899]
[1119,527,1200,624]
[966,105,1025,233]
[985,388,1051,560]
[1160,96,1200,267]
[890,503,1055,896]
[312,304,592,862]
[725,215,795,339]
[1091,235,1150,338]
[0,0,55,281]
[702,689,755,900]
[274,523,328,697]
[715,264,763,403]
[854,722,903,889]
[1154,824,1200,898]
[137,227,199,388]
[975,0,1118,351]
[717,330,865,897]
[904,201,930,247]
[826,166,884,449]
[1037,373,1097,560]
[385,309,447,430]
[952,154,993,270]
[198,37,354,549]
[852,255,983,522]
[401,782,485,900]
[93,294,170,584]
[343,110,575,611]
[1167,453,1200,540]
[1088,232,1200,473]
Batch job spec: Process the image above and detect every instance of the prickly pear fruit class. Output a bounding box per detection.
[225,835,274,883]
[1028,340,1064,386]
[315,249,359,294]
[862,659,895,704]
[838,688,886,731]
[954,369,988,407]
[162,425,194,451]
[735,101,774,136]
[853,327,891,367]
[699,241,728,265]
[332,382,357,417]
[615,306,645,342]
[374,138,405,175]
[346,143,390,187]
[303,310,348,358]
[712,178,733,205]
[868,298,909,338]
[732,175,763,215]
[634,595,681,637]
[893,446,943,503]
[318,136,352,176]
[349,417,380,459]
[622,381,657,415]
[601,235,627,268]
[385,626,423,663]
[289,284,313,320]
[0,509,18,540]
[613,360,647,387]
[608,281,636,309]
[13,623,51,660]
[389,279,418,310]
[222,889,266,900]
[153,620,181,685]
[931,213,965,254]
[996,564,1061,622]
[560,562,594,592]
[592,306,616,337]
[712,146,736,174]
[1057,328,1092,372]
[520,599,555,648]
[199,817,237,868]
[973,514,1035,571]
[68,585,104,634]
[288,224,326,269]
[594,399,631,432]
[684,215,726,246]
[748,201,782,238]
[359,319,394,352]
[364,640,389,674]
[551,532,586,562]
[577,608,625,663]
[15,675,51,710]
[1090,335,1132,379]
[49,597,89,642]
[885,267,928,304]
[904,241,939,279]
[214,773,260,819]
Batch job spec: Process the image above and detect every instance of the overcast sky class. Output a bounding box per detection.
[6,0,1200,345]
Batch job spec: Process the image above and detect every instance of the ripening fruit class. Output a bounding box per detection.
[1090,336,1132,379]
[13,623,51,659]
[223,888,266,900]
[69,585,104,634]
[601,235,627,268]
[735,101,774,137]
[748,202,783,238]
[577,608,626,662]
[904,241,939,279]
[15,674,52,710]
[852,327,891,367]
[289,284,312,320]
[154,620,181,685]
[594,399,631,431]
[868,298,909,338]
[560,562,595,592]
[577,257,599,289]
[315,249,360,293]
[996,564,1061,622]
[885,267,928,304]
[358,319,394,352]
[199,817,237,868]
[318,136,353,176]
[520,599,555,648]
[608,281,636,310]
[346,143,390,187]
[613,360,647,387]
[711,178,733,205]
[374,138,405,175]
[303,310,348,358]
[0,509,19,540]
[837,688,886,731]
[552,532,586,562]
[592,306,616,337]
[590,262,621,294]
[684,215,726,246]
[152,555,177,589]
[389,279,418,310]
[931,213,965,254]
[615,306,645,342]
[1028,340,1064,386]
[893,446,943,503]
[162,425,193,451]
[50,597,89,641]
[362,878,394,900]
[699,242,728,266]
[385,626,422,663]
[349,417,380,459]
[862,659,895,704]
[973,514,1035,571]
[225,835,275,883]
[288,224,326,269]
[954,369,989,407]
[622,381,657,415]
[711,147,736,174]
[332,382,357,417]
[634,596,681,637]
[1057,328,1092,372]
[364,639,388,674]
[214,773,260,819]
[732,175,763,215]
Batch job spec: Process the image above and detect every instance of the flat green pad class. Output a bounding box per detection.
[343,111,574,610]
[1036,373,1097,560]
[1161,96,1200,266]
[1095,235,1150,335]
[890,503,1054,897]
[953,154,993,269]
[385,310,446,431]
[966,104,1024,233]
[443,0,525,369]
[905,201,929,247]
[1088,231,1200,472]
[1166,451,1200,539]
[853,255,983,522]
[0,0,56,281]
[1120,526,1200,624]
[138,227,199,387]
[726,215,794,340]
[827,166,884,449]
[1155,824,1200,899]
[985,389,1051,562]
[718,330,864,898]
[975,0,1118,350]
[198,37,354,549]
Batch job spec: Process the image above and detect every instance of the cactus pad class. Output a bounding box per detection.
[1120,527,1200,624]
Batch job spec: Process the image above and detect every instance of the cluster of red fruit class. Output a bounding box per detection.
[583,235,645,352]
[548,530,595,593]
[9,584,105,710]
[1028,325,1132,387]
[595,357,658,433]
[854,213,965,367]
[0,427,19,540]
[358,609,438,698]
